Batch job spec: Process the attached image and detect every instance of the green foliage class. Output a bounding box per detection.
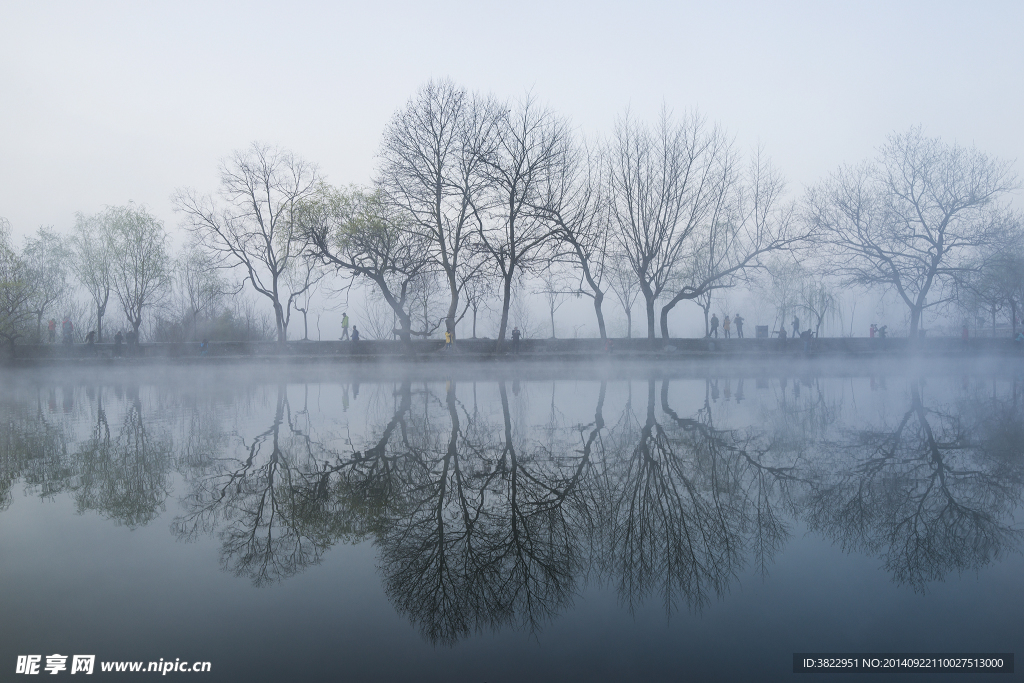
[0,219,34,350]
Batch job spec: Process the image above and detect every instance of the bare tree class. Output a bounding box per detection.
[658,151,804,339]
[807,127,1020,339]
[71,211,114,342]
[606,255,640,338]
[283,256,326,341]
[174,143,320,344]
[537,267,571,338]
[762,256,842,337]
[460,270,496,339]
[761,257,803,337]
[107,204,172,340]
[534,136,612,338]
[286,263,325,342]
[406,271,448,339]
[477,95,564,347]
[377,79,496,342]
[956,229,1024,337]
[607,110,732,338]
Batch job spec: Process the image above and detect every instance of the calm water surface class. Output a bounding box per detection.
[1,362,1022,682]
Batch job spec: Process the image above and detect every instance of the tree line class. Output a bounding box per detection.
[2,79,1021,350]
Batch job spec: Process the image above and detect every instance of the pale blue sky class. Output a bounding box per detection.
[2,0,1021,239]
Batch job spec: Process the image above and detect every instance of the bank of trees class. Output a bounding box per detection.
[1,203,276,352]
[282,81,821,344]
[3,82,1022,351]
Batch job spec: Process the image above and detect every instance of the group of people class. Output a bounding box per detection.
[47,317,77,345]
[708,313,745,339]
[339,312,359,341]
[44,318,138,356]
[868,324,888,339]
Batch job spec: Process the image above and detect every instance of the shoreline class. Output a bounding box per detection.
[4,335,1022,362]
[4,337,1024,377]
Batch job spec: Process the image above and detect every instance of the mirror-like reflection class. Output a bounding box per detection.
[805,380,1024,589]
[2,370,1023,646]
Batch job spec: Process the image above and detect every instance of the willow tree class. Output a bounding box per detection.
[71,211,114,342]
[107,204,172,340]
[298,184,432,344]
[0,218,33,351]
[22,226,71,342]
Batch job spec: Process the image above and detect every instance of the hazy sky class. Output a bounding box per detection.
[2,0,1021,242]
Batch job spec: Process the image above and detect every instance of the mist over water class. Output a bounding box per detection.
[2,361,1022,681]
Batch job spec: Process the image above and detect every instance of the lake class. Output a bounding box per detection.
[1,360,1021,681]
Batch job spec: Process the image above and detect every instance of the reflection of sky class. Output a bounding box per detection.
[1,366,1023,681]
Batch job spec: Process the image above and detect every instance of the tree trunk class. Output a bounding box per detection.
[96,298,107,344]
[659,297,680,340]
[571,243,607,339]
[641,283,656,339]
[659,302,671,340]
[373,275,413,345]
[496,273,513,351]
[909,306,922,343]
[273,301,286,344]
[592,289,607,339]
[445,273,459,342]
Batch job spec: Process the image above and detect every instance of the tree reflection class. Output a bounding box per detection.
[0,385,173,528]
[805,380,1024,589]
[376,380,596,645]
[174,383,373,585]
[2,373,1023,644]
[0,389,70,510]
[608,379,803,616]
[73,388,174,528]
